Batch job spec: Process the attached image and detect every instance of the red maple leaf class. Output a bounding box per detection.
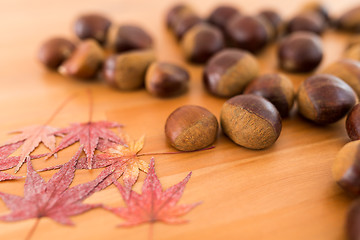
[0,125,59,172]
[0,172,23,182]
[106,158,201,229]
[40,135,214,193]
[0,94,77,173]
[0,149,114,240]
[41,135,147,193]
[45,121,124,169]
[0,142,46,182]
[0,141,23,159]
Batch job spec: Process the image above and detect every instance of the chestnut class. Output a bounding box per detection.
[258,9,283,39]
[106,24,153,53]
[38,37,75,69]
[181,23,225,63]
[332,140,360,196]
[322,59,360,97]
[346,104,360,141]
[103,50,155,90]
[220,94,282,150]
[58,39,104,79]
[203,48,259,98]
[145,62,189,98]
[207,5,240,31]
[297,74,356,124]
[286,12,326,35]
[166,4,202,40]
[244,73,295,118]
[225,15,270,53]
[278,31,323,72]
[337,6,360,33]
[165,105,218,151]
[345,43,360,62]
[73,13,111,45]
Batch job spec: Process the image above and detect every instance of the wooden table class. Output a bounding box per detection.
[0,0,359,239]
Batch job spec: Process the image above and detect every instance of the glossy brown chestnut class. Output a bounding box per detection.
[207,5,240,31]
[220,94,282,149]
[322,59,360,97]
[337,6,360,32]
[225,15,270,53]
[181,23,225,63]
[103,50,155,90]
[38,37,75,69]
[59,39,104,79]
[346,104,360,141]
[73,13,111,45]
[286,12,326,35]
[166,4,202,39]
[203,48,259,98]
[244,74,295,118]
[345,43,360,62]
[332,140,360,196]
[106,24,153,53]
[347,199,360,240]
[145,62,189,98]
[258,9,283,39]
[165,105,218,151]
[278,31,323,72]
[297,74,356,124]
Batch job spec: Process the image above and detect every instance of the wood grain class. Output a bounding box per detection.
[0,0,359,239]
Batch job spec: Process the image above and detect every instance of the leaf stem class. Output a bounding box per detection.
[44,93,78,125]
[137,146,215,157]
[25,218,40,240]
[87,89,93,123]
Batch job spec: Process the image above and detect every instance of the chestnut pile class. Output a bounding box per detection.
[38,13,190,98]
[165,3,360,239]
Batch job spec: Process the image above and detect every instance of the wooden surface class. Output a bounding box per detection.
[0,0,359,239]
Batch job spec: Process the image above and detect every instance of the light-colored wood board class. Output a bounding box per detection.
[0,0,359,239]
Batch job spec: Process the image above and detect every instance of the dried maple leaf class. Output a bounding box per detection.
[106,158,201,229]
[0,141,23,159]
[45,121,124,169]
[0,125,59,172]
[40,135,214,192]
[103,135,148,188]
[41,135,148,192]
[0,142,46,181]
[0,149,114,240]
[0,95,77,173]
[0,172,23,182]
[0,154,46,182]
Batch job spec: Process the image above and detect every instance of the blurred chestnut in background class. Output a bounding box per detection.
[207,5,240,31]
[181,23,225,63]
[278,31,323,72]
[258,9,283,39]
[74,13,111,45]
[203,48,258,98]
[145,62,189,98]
[166,4,202,40]
[106,24,153,53]
[286,12,326,35]
[38,37,75,69]
[225,15,270,53]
